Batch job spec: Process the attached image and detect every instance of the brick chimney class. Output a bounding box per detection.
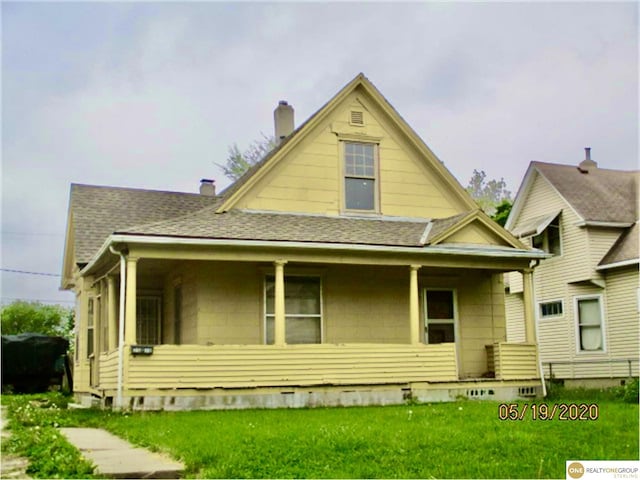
[274,100,294,145]
[199,179,216,196]
[578,147,598,173]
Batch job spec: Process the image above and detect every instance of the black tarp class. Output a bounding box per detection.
[1,333,71,393]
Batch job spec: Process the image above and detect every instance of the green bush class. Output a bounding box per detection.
[623,378,639,404]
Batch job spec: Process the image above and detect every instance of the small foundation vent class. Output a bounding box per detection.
[466,388,495,399]
[518,386,537,397]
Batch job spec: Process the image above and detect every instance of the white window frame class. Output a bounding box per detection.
[87,297,95,359]
[342,141,380,214]
[538,299,564,320]
[263,274,324,345]
[574,294,606,354]
[423,288,459,345]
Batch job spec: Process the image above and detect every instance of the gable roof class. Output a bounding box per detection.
[508,162,639,229]
[215,73,477,214]
[67,184,220,264]
[597,222,639,270]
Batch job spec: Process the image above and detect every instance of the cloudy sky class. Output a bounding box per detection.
[1,1,638,307]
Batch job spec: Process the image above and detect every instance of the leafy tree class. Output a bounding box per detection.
[1,301,74,341]
[466,169,512,217]
[217,133,276,181]
[492,198,513,227]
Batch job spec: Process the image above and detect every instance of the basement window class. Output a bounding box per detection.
[539,300,563,319]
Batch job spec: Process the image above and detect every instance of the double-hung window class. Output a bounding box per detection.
[576,296,604,352]
[344,142,377,211]
[87,298,95,358]
[265,276,322,344]
[424,289,456,344]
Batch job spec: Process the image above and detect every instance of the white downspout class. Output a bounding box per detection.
[109,246,127,410]
[530,260,547,397]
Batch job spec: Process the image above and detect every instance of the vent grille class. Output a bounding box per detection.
[350,111,364,125]
[465,388,495,399]
[518,386,537,397]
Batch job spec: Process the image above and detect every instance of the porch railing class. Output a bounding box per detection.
[486,342,539,380]
[122,343,459,390]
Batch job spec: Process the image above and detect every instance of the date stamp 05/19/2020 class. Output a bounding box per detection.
[498,403,600,421]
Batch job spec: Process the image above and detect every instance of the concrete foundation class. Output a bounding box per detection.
[76,380,542,411]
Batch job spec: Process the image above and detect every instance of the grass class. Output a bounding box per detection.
[2,387,638,479]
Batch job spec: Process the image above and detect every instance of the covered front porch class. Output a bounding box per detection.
[77,242,542,409]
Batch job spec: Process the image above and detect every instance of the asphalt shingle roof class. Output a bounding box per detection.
[70,184,220,264]
[68,182,488,265]
[534,162,638,224]
[598,222,639,268]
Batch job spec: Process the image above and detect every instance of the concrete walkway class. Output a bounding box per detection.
[0,406,31,479]
[60,428,185,479]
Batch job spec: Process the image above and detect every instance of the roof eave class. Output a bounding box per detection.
[80,233,547,276]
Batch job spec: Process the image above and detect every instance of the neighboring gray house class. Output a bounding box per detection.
[505,149,639,387]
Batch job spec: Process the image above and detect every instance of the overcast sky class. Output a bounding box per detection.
[1,1,638,307]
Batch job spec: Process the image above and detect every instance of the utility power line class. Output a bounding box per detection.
[1,268,61,277]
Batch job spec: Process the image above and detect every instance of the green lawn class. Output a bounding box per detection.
[2,391,638,479]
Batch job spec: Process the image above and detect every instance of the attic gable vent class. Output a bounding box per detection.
[350,110,364,126]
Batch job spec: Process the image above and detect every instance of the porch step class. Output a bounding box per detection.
[59,428,184,479]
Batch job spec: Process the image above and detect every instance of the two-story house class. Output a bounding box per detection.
[62,74,547,410]
[505,152,639,387]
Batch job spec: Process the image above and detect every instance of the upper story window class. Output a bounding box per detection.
[532,215,561,255]
[344,142,377,211]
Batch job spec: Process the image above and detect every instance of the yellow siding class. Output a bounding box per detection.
[236,91,466,218]
[586,227,623,280]
[490,343,539,380]
[505,293,525,342]
[324,265,408,343]
[126,343,458,389]
[98,350,119,390]
[444,222,509,246]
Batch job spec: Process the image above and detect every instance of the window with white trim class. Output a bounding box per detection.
[539,300,563,318]
[576,297,604,352]
[137,296,161,345]
[344,142,377,211]
[424,289,456,344]
[265,276,322,344]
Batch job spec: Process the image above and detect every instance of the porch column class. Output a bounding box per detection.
[107,276,117,351]
[125,257,138,345]
[522,268,536,343]
[274,260,287,346]
[409,265,421,344]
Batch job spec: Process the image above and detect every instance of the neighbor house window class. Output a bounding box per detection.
[539,300,563,319]
[344,142,377,211]
[424,289,456,344]
[265,276,322,344]
[137,296,161,345]
[576,296,604,352]
[532,215,561,255]
[87,298,95,358]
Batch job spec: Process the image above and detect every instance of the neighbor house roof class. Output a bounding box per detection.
[507,161,639,270]
[597,222,639,269]
[532,162,638,224]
